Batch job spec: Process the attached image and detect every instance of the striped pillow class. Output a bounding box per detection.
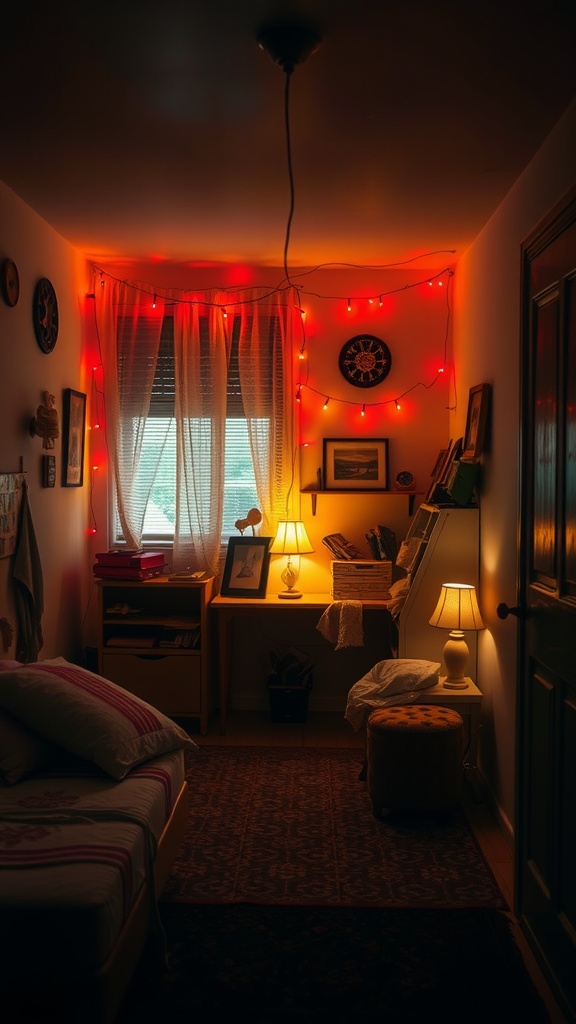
[0,658,197,780]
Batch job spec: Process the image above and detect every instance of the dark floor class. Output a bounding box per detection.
[182,707,567,1023]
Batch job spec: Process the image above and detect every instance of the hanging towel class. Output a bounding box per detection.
[12,483,44,662]
[316,600,364,650]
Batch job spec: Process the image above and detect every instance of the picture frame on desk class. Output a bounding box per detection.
[220,536,272,598]
[323,437,389,491]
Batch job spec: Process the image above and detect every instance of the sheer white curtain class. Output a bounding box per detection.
[94,273,300,576]
[223,287,299,534]
[94,275,166,550]
[172,294,228,577]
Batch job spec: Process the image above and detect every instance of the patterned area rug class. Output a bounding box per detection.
[117,904,549,1023]
[162,746,506,909]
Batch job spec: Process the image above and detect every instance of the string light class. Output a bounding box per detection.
[295,370,444,417]
[91,265,455,423]
[91,263,453,311]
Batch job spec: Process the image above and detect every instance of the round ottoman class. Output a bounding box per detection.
[366,704,464,816]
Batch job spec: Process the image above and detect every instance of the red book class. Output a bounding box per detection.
[94,550,165,569]
[93,564,166,581]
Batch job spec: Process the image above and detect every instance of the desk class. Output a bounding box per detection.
[211,593,392,733]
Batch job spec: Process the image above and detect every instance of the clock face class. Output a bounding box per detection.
[33,277,59,353]
[338,335,392,388]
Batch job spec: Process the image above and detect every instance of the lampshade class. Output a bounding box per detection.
[429,583,484,688]
[270,520,314,555]
[271,521,314,599]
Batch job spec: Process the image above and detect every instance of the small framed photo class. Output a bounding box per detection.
[323,438,389,491]
[462,383,491,460]
[220,537,272,598]
[62,388,86,487]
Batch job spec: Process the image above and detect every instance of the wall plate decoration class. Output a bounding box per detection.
[42,455,56,488]
[33,277,59,353]
[338,334,392,388]
[1,259,19,307]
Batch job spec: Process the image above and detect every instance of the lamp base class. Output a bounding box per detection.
[278,590,303,599]
[442,677,469,690]
[441,632,469,688]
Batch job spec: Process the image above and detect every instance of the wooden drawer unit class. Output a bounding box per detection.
[97,575,214,733]
[101,653,202,715]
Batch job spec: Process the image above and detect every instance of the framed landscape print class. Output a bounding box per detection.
[323,438,389,491]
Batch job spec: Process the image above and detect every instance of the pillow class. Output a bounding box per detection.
[0,660,21,671]
[345,658,441,731]
[0,708,60,785]
[356,658,441,695]
[0,658,198,780]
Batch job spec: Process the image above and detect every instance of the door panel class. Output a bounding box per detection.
[518,190,576,1020]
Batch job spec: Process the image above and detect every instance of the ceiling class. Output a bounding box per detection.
[2,0,576,271]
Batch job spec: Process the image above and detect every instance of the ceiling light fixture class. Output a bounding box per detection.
[257,20,321,283]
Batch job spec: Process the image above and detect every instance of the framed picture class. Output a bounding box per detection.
[437,437,463,487]
[323,438,389,491]
[62,388,86,487]
[220,536,272,598]
[462,383,491,460]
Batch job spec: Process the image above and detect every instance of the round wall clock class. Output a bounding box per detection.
[1,259,19,307]
[33,277,59,353]
[338,335,392,388]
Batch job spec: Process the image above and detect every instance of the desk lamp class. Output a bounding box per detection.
[429,582,484,688]
[270,521,314,599]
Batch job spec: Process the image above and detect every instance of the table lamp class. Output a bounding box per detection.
[429,582,484,688]
[270,521,314,599]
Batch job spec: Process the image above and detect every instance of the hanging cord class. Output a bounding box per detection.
[282,68,296,286]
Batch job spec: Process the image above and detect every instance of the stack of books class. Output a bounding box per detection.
[93,550,166,580]
[331,560,392,600]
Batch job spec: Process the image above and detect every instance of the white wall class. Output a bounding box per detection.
[0,180,91,663]
[451,97,576,832]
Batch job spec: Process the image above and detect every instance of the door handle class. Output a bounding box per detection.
[496,602,525,620]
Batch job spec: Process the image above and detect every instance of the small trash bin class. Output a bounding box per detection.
[267,674,313,723]
[266,647,313,723]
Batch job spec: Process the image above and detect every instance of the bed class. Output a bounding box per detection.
[0,657,195,1024]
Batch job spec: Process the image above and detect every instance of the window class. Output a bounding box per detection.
[114,310,275,543]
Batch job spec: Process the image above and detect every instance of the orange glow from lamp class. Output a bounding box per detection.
[429,583,484,688]
[270,521,314,599]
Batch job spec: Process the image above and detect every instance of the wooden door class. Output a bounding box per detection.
[516,186,576,1019]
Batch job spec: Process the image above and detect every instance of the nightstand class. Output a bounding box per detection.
[414,677,482,772]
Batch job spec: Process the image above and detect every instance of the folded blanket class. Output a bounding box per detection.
[316,600,364,649]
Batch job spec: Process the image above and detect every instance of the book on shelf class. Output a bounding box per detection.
[94,550,164,568]
[106,636,156,648]
[158,627,200,649]
[93,564,166,580]
[322,533,364,560]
